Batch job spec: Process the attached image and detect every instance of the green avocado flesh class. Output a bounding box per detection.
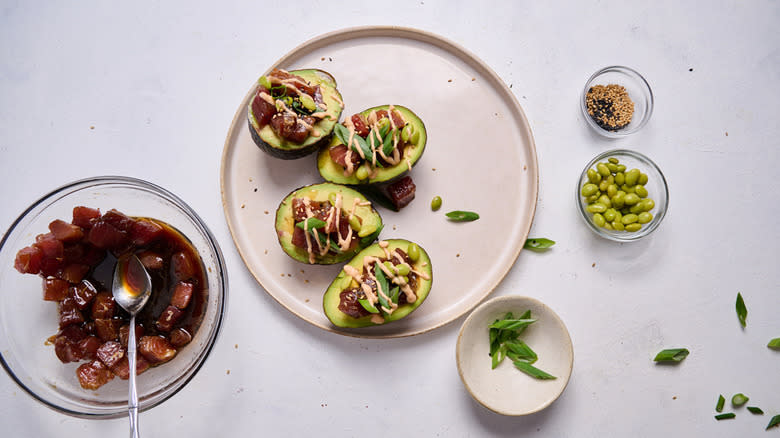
[316,105,427,184]
[323,239,433,328]
[248,69,344,159]
[275,183,382,265]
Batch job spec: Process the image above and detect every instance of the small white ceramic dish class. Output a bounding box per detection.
[456,295,573,416]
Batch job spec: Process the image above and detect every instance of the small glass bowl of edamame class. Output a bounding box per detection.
[576,149,668,242]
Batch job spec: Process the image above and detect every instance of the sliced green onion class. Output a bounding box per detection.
[736,292,747,328]
[358,298,379,314]
[512,361,556,380]
[714,413,735,420]
[731,393,749,407]
[747,406,764,415]
[295,217,327,231]
[716,394,725,412]
[445,210,480,222]
[523,238,556,252]
[653,348,689,362]
[488,318,536,331]
[767,415,780,430]
[491,345,506,370]
[504,340,537,363]
[768,338,780,349]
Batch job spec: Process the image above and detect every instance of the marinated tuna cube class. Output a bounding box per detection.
[87,221,128,250]
[69,280,98,310]
[82,245,107,266]
[130,219,163,246]
[138,251,164,270]
[350,114,371,137]
[39,256,64,277]
[329,144,361,169]
[72,206,101,229]
[96,341,125,368]
[43,277,70,301]
[34,233,64,259]
[101,209,135,232]
[59,297,84,328]
[59,264,90,284]
[76,336,102,360]
[171,251,196,281]
[77,360,114,390]
[138,336,177,364]
[169,328,192,347]
[291,226,308,249]
[62,243,85,264]
[14,245,43,274]
[386,176,416,210]
[170,282,193,309]
[91,292,116,319]
[110,354,150,380]
[54,336,81,363]
[156,305,183,332]
[94,318,122,342]
[119,324,144,348]
[48,219,84,242]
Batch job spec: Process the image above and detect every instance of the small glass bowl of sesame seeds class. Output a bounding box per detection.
[580,66,653,138]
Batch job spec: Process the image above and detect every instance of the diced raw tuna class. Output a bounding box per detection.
[137,251,164,270]
[291,226,308,249]
[169,328,192,347]
[59,264,90,283]
[170,282,193,309]
[59,297,84,328]
[77,360,114,390]
[91,292,116,319]
[350,114,370,137]
[72,206,101,229]
[69,280,98,310]
[385,176,416,210]
[110,354,151,380]
[171,251,196,281]
[119,324,144,348]
[43,277,69,301]
[94,318,121,342]
[53,325,86,363]
[87,221,128,250]
[14,245,43,274]
[138,336,177,364]
[329,144,362,170]
[76,336,102,360]
[156,305,183,332]
[130,219,163,246]
[48,219,84,242]
[251,89,276,127]
[101,209,134,232]
[270,112,311,143]
[34,233,64,260]
[96,341,125,368]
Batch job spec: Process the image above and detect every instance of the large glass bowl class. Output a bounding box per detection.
[0,176,228,418]
[576,150,669,242]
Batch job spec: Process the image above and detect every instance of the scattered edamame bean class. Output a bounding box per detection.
[407,243,420,262]
[625,223,642,232]
[431,196,442,211]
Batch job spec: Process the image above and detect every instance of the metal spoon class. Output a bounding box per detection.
[112,253,152,438]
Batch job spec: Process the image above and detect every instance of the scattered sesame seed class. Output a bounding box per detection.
[471,78,475,81]
[264,210,269,214]
[89,126,95,130]
[226,369,231,375]
[447,79,452,83]
[592,262,596,267]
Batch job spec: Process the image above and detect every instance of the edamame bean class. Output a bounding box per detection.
[638,173,648,185]
[329,192,338,206]
[383,261,394,272]
[625,223,642,232]
[396,263,411,276]
[586,194,600,203]
[407,243,420,262]
[599,179,609,191]
[401,124,414,142]
[598,195,612,208]
[638,212,653,224]
[410,130,420,144]
[604,222,613,230]
[356,165,369,180]
[640,198,655,211]
[622,213,639,224]
[625,168,640,186]
[587,204,607,213]
[258,75,272,90]
[629,204,644,214]
[606,175,615,185]
[587,168,599,183]
[581,183,599,197]
[612,191,626,208]
[607,163,618,173]
[616,164,626,173]
[349,215,362,231]
[615,172,625,186]
[621,184,636,194]
[607,184,618,197]
[604,209,617,222]
[612,220,625,231]
[300,94,317,111]
[635,185,648,198]
[431,196,442,211]
[624,193,640,205]
[597,163,610,177]
[608,157,619,164]
[593,213,606,227]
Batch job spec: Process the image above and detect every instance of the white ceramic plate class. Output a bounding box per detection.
[220,26,538,337]
[456,295,574,415]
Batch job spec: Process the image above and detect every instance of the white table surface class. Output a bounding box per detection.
[1,1,778,436]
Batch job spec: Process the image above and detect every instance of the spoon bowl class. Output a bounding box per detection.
[112,253,153,438]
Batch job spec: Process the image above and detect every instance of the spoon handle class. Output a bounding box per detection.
[128,314,140,438]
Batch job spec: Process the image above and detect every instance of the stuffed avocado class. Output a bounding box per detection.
[317,105,427,184]
[323,239,432,327]
[275,183,383,264]
[248,69,344,159]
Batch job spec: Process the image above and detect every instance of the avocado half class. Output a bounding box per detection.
[316,105,427,184]
[323,239,433,328]
[274,183,383,264]
[248,69,344,160]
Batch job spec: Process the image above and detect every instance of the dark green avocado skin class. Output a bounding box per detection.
[247,118,328,160]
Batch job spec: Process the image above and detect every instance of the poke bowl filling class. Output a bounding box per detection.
[324,239,432,328]
[13,207,208,391]
[275,183,383,265]
[318,105,427,184]
[248,68,344,158]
